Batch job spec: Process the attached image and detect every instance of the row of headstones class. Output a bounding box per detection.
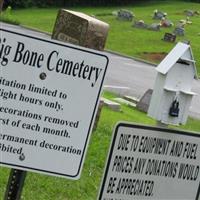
[133,21,185,37]
[116,9,199,21]
[116,9,199,36]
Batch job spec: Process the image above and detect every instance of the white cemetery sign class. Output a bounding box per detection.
[0,27,109,179]
[99,123,200,200]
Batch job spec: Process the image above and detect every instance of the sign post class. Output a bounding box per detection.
[4,169,27,200]
[99,123,200,200]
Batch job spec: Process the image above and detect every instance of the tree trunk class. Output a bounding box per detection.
[0,0,4,12]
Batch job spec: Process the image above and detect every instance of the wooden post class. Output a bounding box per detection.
[52,9,109,131]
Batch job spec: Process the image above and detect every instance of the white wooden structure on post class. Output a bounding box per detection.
[148,42,197,125]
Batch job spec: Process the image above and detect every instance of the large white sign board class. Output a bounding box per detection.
[99,123,200,200]
[0,27,108,179]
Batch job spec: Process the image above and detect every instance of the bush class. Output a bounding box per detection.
[0,6,20,24]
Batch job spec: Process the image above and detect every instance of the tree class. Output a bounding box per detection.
[0,0,4,12]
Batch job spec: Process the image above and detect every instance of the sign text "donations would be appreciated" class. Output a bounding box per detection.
[99,123,200,200]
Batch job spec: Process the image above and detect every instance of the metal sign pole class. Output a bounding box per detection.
[4,169,27,200]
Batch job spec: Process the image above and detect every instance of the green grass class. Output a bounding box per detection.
[0,91,199,200]
[2,1,200,76]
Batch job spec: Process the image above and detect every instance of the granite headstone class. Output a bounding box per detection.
[52,9,109,51]
[117,9,134,21]
[136,89,153,113]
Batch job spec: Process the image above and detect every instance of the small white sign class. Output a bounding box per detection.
[99,123,200,200]
[0,27,108,179]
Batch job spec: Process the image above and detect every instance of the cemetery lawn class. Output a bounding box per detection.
[0,91,200,200]
[2,0,200,76]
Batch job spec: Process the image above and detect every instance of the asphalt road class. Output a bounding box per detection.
[1,22,200,119]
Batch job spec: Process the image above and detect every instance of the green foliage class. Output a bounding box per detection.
[0,6,20,25]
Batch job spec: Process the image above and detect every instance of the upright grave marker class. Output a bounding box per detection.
[0,27,109,179]
[163,32,176,43]
[52,9,109,51]
[99,123,200,200]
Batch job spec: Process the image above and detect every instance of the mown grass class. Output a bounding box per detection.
[1,1,200,76]
[0,91,199,200]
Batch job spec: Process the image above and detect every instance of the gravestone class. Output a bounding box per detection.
[93,100,104,131]
[136,89,153,113]
[184,10,194,16]
[52,9,109,51]
[112,11,118,16]
[163,33,176,42]
[179,17,192,27]
[173,26,185,36]
[133,20,148,29]
[195,11,200,15]
[160,18,173,27]
[148,23,161,31]
[153,10,167,20]
[117,9,134,21]
[184,10,200,16]
[184,9,194,16]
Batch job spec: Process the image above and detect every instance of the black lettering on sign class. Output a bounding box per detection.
[178,163,199,181]
[130,135,139,152]
[145,159,178,178]
[182,142,198,160]
[0,38,12,66]
[115,178,154,196]
[132,158,146,174]
[117,133,131,151]
[106,177,117,194]
[169,140,183,157]
[112,155,134,173]
[13,42,44,68]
